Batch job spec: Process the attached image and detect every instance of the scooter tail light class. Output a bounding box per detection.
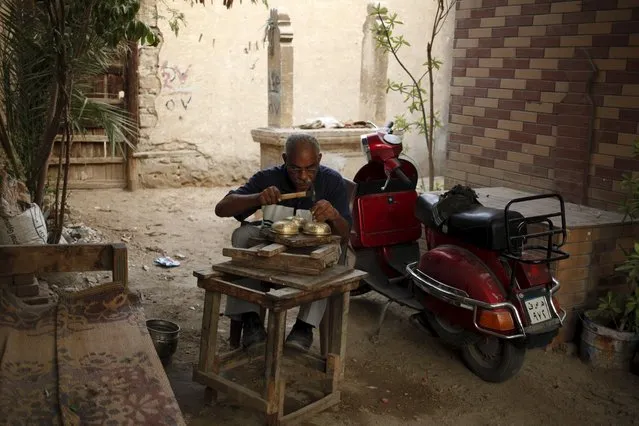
[477,309,515,332]
[518,263,552,286]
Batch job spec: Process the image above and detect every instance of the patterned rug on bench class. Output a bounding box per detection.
[0,284,185,425]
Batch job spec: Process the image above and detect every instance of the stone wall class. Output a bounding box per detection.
[135,0,456,187]
[446,0,639,210]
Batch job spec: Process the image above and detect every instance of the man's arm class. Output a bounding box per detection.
[215,186,281,218]
[311,200,350,241]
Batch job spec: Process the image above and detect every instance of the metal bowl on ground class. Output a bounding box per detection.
[147,319,180,360]
[271,219,299,235]
[302,221,331,236]
[285,215,308,229]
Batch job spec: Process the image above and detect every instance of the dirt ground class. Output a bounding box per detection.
[66,187,639,426]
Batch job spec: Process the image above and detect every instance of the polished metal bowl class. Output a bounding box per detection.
[147,319,180,360]
[302,221,332,236]
[271,219,299,235]
[285,215,308,229]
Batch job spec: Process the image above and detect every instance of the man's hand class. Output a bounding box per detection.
[257,186,281,205]
[311,200,339,223]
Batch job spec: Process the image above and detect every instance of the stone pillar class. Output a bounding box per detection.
[359,2,388,125]
[267,9,294,128]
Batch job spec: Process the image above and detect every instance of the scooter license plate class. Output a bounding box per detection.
[524,295,552,325]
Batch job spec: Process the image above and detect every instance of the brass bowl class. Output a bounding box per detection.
[302,221,332,236]
[285,216,308,229]
[271,220,299,235]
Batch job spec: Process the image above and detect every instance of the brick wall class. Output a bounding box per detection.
[447,0,639,211]
[552,223,638,342]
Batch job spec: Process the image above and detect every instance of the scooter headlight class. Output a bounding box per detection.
[360,135,371,161]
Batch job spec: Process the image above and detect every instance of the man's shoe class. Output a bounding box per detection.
[241,312,266,349]
[285,320,313,352]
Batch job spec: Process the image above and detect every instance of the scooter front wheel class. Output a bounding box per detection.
[460,337,526,383]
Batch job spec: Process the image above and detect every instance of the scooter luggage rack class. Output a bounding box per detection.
[502,193,570,265]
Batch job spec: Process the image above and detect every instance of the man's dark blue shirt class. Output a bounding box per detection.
[229,164,352,226]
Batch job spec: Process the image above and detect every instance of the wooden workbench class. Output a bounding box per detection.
[193,263,366,425]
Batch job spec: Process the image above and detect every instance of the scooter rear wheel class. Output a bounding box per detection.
[460,337,526,383]
[422,310,481,347]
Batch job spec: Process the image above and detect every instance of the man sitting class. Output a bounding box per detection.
[214,133,352,351]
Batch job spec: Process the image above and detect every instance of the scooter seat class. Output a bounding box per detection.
[415,193,524,251]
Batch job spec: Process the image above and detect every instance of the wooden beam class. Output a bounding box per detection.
[48,157,125,165]
[256,243,287,257]
[280,392,341,425]
[0,244,119,276]
[125,41,140,191]
[265,310,286,421]
[197,291,221,376]
[111,243,128,288]
[193,370,268,412]
[196,277,273,308]
[211,261,365,291]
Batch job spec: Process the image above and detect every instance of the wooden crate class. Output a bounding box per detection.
[222,242,340,275]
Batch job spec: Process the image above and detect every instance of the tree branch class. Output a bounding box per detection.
[376,10,431,152]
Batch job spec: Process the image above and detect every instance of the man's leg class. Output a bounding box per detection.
[223,224,267,348]
[286,299,327,351]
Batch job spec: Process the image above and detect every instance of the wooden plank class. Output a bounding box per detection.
[211,261,365,291]
[310,244,338,259]
[111,243,128,288]
[219,347,265,372]
[48,157,125,165]
[256,243,287,257]
[246,243,269,252]
[193,269,223,280]
[264,310,286,419]
[282,347,326,372]
[65,181,126,190]
[192,370,268,412]
[261,228,341,247]
[125,41,139,191]
[280,392,341,425]
[196,276,273,308]
[229,258,323,275]
[222,248,328,275]
[0,244,116,276]
[329,292,350,381]
[197,291,221,375]
[225,245,339,269]
[54,135,109,143]
[271,278,360,312]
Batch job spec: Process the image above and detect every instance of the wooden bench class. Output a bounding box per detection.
[0,243,128,292]
[193,262,366,426]
[0,243,186,425]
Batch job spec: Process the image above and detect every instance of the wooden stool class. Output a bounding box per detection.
[193,263,366,425]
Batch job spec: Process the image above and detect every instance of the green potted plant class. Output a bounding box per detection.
[580,138,639,370]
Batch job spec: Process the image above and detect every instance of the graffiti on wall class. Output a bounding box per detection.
[160,61,193,112]
[268,69,281,116]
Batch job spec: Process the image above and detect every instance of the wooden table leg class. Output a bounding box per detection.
[328,290,350,382]
[265,309,286,425]
[197,290,222,401]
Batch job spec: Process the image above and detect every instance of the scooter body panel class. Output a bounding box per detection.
[417,243,508,329]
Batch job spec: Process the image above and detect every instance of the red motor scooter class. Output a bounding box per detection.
[349,122,570,382]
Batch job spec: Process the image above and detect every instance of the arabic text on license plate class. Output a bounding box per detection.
[524,296,552,325]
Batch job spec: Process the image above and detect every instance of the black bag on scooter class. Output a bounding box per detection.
[430,185,481,228]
